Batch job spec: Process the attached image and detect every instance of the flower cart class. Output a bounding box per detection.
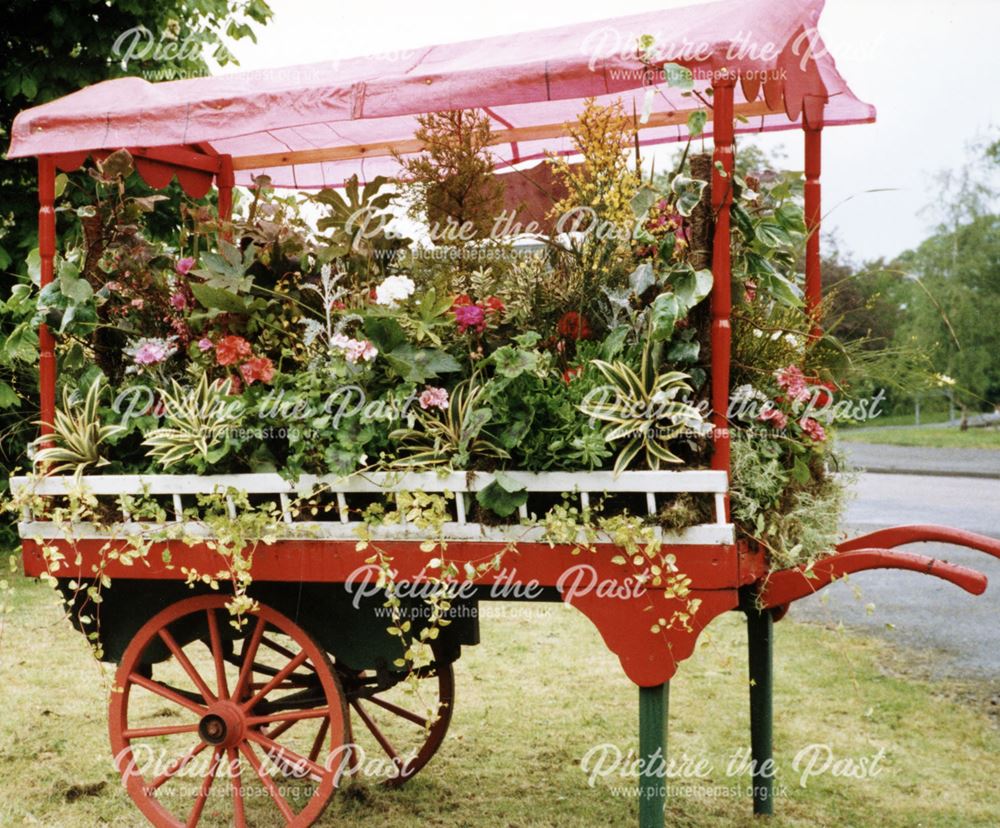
[7,0,1000,826]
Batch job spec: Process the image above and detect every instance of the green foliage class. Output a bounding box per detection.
[143,375,242,470]
[388,380,508,469]
[32,377,123,475]
[730,431,849,568]
[476,471,528,518]
[579,342,703,475]
[395,109,506,243]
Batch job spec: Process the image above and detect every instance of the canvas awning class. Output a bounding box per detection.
[7,0,874,190]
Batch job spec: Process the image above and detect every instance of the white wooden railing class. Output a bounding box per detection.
[10,470,733,545]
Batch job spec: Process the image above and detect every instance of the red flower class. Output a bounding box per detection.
[557,311,592,340]
[562,366,583,384]
[215,335,252,366]
[240,356,274,385]
[485,296,505,316]
[452,294,473,307]
[454,303,486,333]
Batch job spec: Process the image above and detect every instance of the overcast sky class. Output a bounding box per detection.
[221,0,998,264]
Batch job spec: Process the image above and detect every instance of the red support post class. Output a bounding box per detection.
[217,155,235,240]
[804,127,822,335]
[710,76,736,492]
[37,156,57,445]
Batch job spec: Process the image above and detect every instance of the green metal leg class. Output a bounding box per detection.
[747,608,774,816]
[638,682,669,828]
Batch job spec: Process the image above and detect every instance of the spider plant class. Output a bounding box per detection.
[579,342,704,475]
[388,379,509,469]
[33,378,123,476]
[143,375,242,469]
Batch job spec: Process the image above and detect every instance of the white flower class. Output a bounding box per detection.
[374,275,415,307]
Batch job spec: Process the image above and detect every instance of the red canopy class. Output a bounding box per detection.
[7,0,873,190]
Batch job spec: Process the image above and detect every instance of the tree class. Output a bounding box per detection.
[893,136,1000,407]
[0,1,272,544]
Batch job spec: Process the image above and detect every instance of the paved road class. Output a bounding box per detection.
[842,442,1000,478]
[790,473,1000,678]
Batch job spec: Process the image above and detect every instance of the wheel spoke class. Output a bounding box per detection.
[246,707,331,727]
[262,718,298,741]
[123,722,201,739]
[247,729,326,780]
[308,717,330,764]
[366,694,431,728]
[228,747,246,828]
[186,746,223,828]
[239,742,296,822]
[241,650,309,712]
[232,616,266,703]
[148,741,209,792]
[158,627,217,704]
[129,672,208,716]
[206,609,230,699]
[351,699,401,765]
[261,635,317,672]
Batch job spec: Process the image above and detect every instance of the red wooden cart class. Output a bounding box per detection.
[8,1,1000,825]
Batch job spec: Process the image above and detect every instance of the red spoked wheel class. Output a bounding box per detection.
[337,653,454,787]
[109,595,351,827]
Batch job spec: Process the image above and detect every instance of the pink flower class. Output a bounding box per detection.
[330,334,378,364]
[133,341,169,366]
[130,298,145,310]
[758,405,788,430]
[775,365,811,404]
[419,386,450,411]
[197,338,214,352]
[346,340,378,364]
[170,292,188,310]
[799,417,827,442]
[175,257,195,276]
[454,303,486,333]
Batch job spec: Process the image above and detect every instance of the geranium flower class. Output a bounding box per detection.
[330,333,378,364]
[169,292,188,310]
[175,257,195,276]
[758,405,788,430]
[562,366,583,384]
[454,303,486,333]
[197,338,214,352]
[240,356,274,385]
[774,364,811,404]
[419,386,450,411]
[557,311,592,340]
[215,335,252,366]
[799,416,827,442]
[374,275,415,307]
[133,340,170,366]
[485,296,505,316]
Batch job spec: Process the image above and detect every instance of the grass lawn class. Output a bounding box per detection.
[1,574,998,827]
[839,426,1000,450]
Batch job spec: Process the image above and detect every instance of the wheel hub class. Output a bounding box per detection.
[198,701,245,748]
